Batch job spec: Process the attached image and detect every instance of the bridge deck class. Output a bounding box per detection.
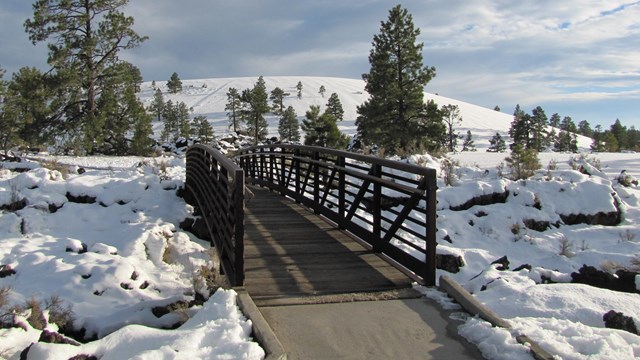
[243,186,414,302]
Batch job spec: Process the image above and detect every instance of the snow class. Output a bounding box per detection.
[2,76,640,359]
[0,158,264,359]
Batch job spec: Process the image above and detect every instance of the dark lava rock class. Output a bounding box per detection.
[491,256,510,271]
[603,310,639,335]
[571,265,638,294]
[436,254,465,273]
[449,191,509,211]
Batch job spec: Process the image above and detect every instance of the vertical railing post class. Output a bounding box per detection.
[425,171,437,286]
[337,155,346,229]
[294,148,301,199]
[372,164,382,252]
[313,151,320,213]
[233,168,245,286]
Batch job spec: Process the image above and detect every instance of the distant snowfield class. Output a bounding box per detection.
[1,76,639,359]
[139,75,593,151]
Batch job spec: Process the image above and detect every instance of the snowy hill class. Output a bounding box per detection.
[138,76,593,150]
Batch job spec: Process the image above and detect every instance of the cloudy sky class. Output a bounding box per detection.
[2,1,639,128]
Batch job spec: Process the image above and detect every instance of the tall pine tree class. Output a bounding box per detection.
[356,5,437,154]
[278,106,300,142]
[325,93,344,121]
[25,0,147,154]
[225,87,242,133]
[241,76,269,145]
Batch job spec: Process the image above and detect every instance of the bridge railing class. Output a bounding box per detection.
[185,144,245,286]
[234,144,438,286]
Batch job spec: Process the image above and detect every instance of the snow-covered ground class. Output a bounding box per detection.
[1,76,639,359]
[0,158,264,359]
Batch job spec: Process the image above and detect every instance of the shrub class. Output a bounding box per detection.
[505,144,541,180]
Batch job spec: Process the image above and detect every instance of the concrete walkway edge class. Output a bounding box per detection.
[439,275,554,360]
[235,287,287,360]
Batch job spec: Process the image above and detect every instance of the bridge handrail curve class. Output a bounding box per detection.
[185,144,245,286]
[233,144,437,285]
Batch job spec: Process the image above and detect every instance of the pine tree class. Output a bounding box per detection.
[356,5,437,154]
[241,76,270,145]
[25,0,147,153]
[494,105,501,112]
[167,72,182,94]
[488,132,507,153]
[193,115,215,143]
[149,88,164,122]
[509,104,530,148]
[225,87,242,133]
[610,119,627,150]
[177,102,191,139]
[505,144,541,180]
[549,113,561,128]
[278,106,300,142]
[269,87,289,115]
[95,62,146,154]
[161,100,177,142]
[296,81,303,99]
[2,67,55,151]
[461,130,476,152]
[530,106,548,151]
[578,120,593,137]
[325,93,344,121]
[302,105,348,149]
[130,113,154,156]
[441,104,462,152]
[319,85,326,98]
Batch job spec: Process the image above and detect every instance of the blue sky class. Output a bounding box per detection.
[2,0,639,129]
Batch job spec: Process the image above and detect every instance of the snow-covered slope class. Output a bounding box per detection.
[138,76,593,150]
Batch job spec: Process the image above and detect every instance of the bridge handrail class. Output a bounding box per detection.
[185,144,245,286]
[234,144,437,285]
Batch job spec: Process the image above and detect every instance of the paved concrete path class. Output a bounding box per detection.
[257,295,484,359]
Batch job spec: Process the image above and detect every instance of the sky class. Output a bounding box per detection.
[1,0,639,129]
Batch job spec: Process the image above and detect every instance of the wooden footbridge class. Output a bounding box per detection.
[184,144,437,301]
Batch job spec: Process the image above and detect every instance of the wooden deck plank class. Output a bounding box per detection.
[242,187,414,298]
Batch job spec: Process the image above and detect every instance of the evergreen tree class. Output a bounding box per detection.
[25,0,147,153]
[319,85,326,98]
[610,119,627,150]
[278,106,300,142]
[130,112,154,156]
[167,72,182,94]
[549,113,561,128]
[560,116,577,133]
[302,105,348,149]
[602,131,619,152]
[193,115,215,143]
[441,104,462,152]
[241,76,269,145]
[505,144,541,180]
[488,132,507,152]
[149,88,164,122]
[95,62,146,154]
[177,101,191,139]
[161,100,177,142]
[325,93,344,121]
[269,87,289,115]
[2,67,55,150]
[355,5,437,154]
[493,105,501,112]
[578,120,593,137]
[461,130,476,152]
[627,126,640,151]
[296,81,303,99]
[509,104,531,149]
[590,125,605,152]
[225,87,242,132]
[530,106,548,151]
[0,67,19,156]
